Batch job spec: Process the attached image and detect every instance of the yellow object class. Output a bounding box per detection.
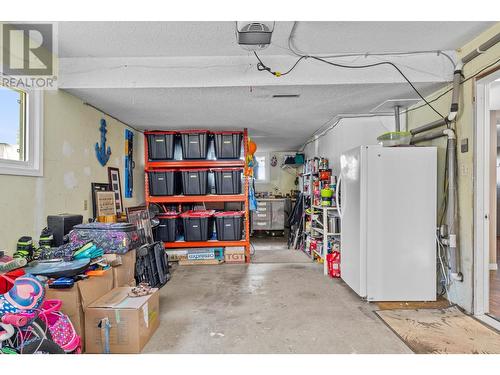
[97,215,117,223]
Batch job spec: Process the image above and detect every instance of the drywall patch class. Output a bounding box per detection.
[62,141,74,158]
[83,166,91,176]
[64,171,78,190]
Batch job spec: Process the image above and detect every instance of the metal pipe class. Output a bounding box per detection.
[411,33,499,135]
[410,118,448,135]
[461,32,500,64]
[447,63,463,122]
[394,105,401,132]
[444,129,462,280]
[410,128,447,144]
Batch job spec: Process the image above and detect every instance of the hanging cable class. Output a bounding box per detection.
[253,51,446,120]
[286,21,457,69]
[253,51,307,77]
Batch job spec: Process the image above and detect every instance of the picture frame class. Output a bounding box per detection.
[108,167,124,217]
[126,205,154,245]
[91,182,111,218]
[95,191,117,217]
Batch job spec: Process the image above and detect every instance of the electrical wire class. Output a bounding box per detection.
[253,51,307,77]
[253,52,446,120]
[286,21,457,70]
[404,56,500,116]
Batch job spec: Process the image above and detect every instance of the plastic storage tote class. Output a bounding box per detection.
[213,131,243,159]
[180,210,215,241]
[154,212,179,242]
[147,132,175,160]
[179,130,209,159]
[214,211,244,241]
[213,168,242,195]
[148,171,177,196]
[180,169,208,195]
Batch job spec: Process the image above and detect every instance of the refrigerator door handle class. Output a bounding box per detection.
[336,174,343,219]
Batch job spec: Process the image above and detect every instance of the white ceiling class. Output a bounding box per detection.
[58,21,494,58]
[57,21,496,150]
[66,82,444,150]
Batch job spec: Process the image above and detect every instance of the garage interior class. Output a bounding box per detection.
[1,20,500,356]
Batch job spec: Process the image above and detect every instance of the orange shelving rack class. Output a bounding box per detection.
[144,128,251,263]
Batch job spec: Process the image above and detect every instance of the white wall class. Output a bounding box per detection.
[406,23,500,312]
[255,151,299,195]
[0,89,145,254]
[303,116,395,175]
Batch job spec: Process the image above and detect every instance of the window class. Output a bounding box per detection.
[0,86,26,161]
[254,152,269,183]
[0,86,43,176]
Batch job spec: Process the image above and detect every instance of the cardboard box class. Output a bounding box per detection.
[166,249,188,262]
[104,249,137,288]
[224,248,246,264]
[84,287,160,354]
[45,268,114,352]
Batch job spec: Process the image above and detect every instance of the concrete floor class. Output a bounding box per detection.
[143,239,412,354]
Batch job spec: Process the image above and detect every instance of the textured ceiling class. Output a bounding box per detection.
[58,21,496,150]
[58,21,495,58]
[67,82,444,150]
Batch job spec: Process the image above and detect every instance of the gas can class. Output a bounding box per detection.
[327,251,341,278]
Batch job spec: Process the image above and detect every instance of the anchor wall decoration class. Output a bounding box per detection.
[95,119,112,166]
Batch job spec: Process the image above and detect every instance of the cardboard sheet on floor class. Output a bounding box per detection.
[84,287,160,354]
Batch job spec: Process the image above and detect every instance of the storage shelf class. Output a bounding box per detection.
[146,159,245,169]
[147,194,245,203]
[164,240,248,249]
[145,128,251,263]
[312,205,338,210]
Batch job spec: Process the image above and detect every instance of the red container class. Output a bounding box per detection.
[319,169,331,181]
[327,251,341,278]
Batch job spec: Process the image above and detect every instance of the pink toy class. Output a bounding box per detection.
[40,300,81,353]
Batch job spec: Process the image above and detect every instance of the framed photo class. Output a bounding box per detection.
[108,167,124,217]
[95,191,117,217]
[126,205,153,245]
[91,182,111,218]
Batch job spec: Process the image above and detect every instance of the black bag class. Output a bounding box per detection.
[135,242,170,288]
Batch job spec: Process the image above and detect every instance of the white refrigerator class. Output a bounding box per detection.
[337,145,437,301]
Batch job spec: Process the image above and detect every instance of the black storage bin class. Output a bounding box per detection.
[213,168,242,195]
[214,211,244,241]
[181,169,208,195]
[148,171,177,196]
[180,210,214,241]
[154,213,179,242]
[179,130,209,159]
[135,242,170,288]
[147,132,175,160]
[213,131,243,159]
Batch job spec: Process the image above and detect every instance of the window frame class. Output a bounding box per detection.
[0,89,43,177]
[254,151,270,184]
